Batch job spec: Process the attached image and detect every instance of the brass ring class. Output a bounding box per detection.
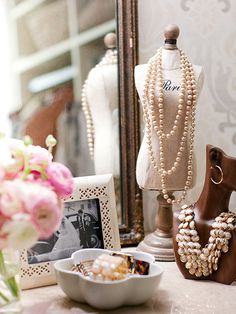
[210,165,223,185]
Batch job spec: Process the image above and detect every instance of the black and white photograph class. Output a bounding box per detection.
[27,198,104,264]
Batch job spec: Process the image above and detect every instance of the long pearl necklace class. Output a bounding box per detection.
[176,204,236,277]
[142,47,196,204]
[81,49,118,158]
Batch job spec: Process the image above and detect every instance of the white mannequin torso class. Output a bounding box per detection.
[86,63,119,177]
[135,49,204,191]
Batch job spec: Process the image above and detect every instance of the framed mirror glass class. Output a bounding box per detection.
[1,0,144,246]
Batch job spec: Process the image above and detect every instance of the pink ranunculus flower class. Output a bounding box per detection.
[46,162,74,197]
[22,183,63,239]
[26,145,52,168]
[0,180,26,217]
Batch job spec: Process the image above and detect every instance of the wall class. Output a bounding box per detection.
[0,1,13,136]
[138,0,236,231]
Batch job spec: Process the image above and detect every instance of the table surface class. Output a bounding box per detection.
[21,260,236,314]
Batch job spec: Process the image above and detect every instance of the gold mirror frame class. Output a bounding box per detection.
[116,0,144,245]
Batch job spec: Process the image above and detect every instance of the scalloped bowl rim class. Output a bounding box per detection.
[54,248,164,309]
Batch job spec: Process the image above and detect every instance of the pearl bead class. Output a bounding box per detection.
[141,47,197,205]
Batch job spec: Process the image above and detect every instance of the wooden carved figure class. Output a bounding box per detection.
[173,145,236,284]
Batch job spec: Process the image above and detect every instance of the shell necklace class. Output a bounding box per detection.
[141,47,197,204]
[176,204,236,277]
[81,49,118,158]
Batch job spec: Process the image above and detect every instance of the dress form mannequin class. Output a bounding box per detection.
[82,33,120,219]
[173,145,236,284]
[136,25,204,260]
[85,33,119,177]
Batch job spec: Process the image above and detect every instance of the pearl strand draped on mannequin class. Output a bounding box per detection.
[141,47,196,204]
[81,48,118,159]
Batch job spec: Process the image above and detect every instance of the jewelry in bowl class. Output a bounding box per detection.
[54,248,163,310]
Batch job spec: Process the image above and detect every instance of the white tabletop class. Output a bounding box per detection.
[22,261,236,314]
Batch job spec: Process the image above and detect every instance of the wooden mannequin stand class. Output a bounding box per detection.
[138,193,175,261]
[136,24,203,261]
[137,25,180,261]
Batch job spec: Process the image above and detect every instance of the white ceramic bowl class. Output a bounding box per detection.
[54,248,163,310]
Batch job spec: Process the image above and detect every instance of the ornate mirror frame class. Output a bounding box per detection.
[116,0,144,245]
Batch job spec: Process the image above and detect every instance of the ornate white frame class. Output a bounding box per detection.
[20,174,120,290]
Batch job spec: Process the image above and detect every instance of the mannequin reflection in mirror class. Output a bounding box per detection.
[135,24,204,260]
[82,33,120,220]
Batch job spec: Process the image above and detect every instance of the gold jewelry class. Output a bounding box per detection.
[72,259,93,276]
[176,204,236,277]
[210,165,223,185]
[111,251,150,275]
[72,253,150,280]
[141,47,196,205]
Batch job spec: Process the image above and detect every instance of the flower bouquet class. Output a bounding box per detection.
[0,135,74,312]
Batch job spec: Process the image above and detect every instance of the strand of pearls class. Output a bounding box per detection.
[176,204,236,277]
[141,47,197,204]
[81,49,118,158]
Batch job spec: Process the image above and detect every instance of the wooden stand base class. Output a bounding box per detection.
[137,193,175,261]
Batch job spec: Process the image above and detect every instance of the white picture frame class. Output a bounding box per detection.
[20,174,120,289]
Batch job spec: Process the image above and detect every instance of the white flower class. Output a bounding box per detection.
[2,217,39,250]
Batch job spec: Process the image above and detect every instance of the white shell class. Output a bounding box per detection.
[190,230,197,236]
[222,245,228,253]
[188,242,195,248]
[200,254,207,261]
[176,207,236,279]
[185,262,192,269]
[178,214,185,221]
[228,223,234,230]
[189,267,196,275]
[213,263,218,271]
[208,243,213,251]
[195,270,202,277]
[178,248,184,255]
[194,243,201,249]
[210,230,215,237]
[180,255,187,263]
[176,234,183,242]
[184,235,191,242]
[185,215,192,222]
[192,236,200,242]
[209,236,215,243]
[203,248,209,256]
[189,221,195,229]
[221,222,227,230]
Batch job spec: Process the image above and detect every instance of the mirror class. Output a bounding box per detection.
[117,0,144,244]
[1,0,144,246]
